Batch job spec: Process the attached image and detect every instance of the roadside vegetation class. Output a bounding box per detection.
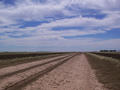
[86,53,120,90]
[0,52,67,68]
[92,52,120,60]
[0,52,68,60]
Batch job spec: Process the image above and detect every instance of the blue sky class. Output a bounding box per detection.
[0,0,120,52]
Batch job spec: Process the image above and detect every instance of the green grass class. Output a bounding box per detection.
[86,53,120,90]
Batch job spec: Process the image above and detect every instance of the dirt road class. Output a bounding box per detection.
[23,54,105,90]
[0,54,106,90]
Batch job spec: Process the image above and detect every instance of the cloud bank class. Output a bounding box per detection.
[0,0,120,51]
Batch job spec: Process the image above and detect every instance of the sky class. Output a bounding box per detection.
[0,0,120,52]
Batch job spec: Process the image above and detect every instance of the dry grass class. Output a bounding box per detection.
[0,52,68,60]
[85,53,120,90]
[92,52,120,60]
[0,54,61,68]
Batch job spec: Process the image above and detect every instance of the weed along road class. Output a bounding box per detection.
[0,53,105,90]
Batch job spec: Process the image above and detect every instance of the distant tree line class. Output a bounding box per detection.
[100,50,117,52]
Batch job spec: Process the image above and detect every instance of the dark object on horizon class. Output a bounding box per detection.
[100,50,116,52]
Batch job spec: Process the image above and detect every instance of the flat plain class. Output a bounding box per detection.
[0,52,119,90]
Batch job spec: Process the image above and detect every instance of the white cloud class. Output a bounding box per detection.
[0,36,120,51]
[37,12,120,32]
[0,0,120,51]
[0,0,120,24]
[0,11,120,41]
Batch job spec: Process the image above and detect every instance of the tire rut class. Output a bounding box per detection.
[4,54,77,90]
[0,55,69,80]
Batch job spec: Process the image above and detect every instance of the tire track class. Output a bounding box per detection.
[0,54,69,80]
[4,53,77,90]
[0,54,62,69]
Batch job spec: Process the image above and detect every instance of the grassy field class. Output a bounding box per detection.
[92,52,120,60]
[86,53,120,90]
[0,52,68,68]
[0,52,68,60]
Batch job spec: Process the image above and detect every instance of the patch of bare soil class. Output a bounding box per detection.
[23,54,106,90]
[0,54,70,90]
[0,55,68,77]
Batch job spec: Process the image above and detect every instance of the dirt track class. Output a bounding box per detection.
[0,53,106,90]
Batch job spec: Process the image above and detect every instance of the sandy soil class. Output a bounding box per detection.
[0,53,106,90]
[0,54,70,90]
[0,55,68,76]
[23,54,106,90]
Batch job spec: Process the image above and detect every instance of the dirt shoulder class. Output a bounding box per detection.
[23,54,105,90]
[0,55,70,90]
[0,54,62,69]
[86,53,120,90]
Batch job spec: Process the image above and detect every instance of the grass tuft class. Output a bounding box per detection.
[86,53,120,90]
